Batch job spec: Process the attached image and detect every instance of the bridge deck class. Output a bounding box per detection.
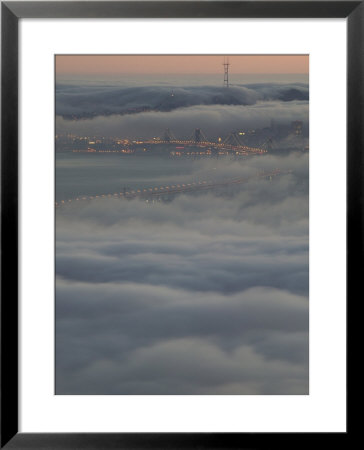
[56,170,291,208]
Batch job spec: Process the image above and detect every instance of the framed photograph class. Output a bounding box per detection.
[1,1,358,448]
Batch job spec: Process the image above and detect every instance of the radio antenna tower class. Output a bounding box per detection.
[223,57,230,88]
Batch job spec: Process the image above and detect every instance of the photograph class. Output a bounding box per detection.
[55,54,309,395]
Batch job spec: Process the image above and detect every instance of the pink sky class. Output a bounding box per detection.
[56,55,309,75]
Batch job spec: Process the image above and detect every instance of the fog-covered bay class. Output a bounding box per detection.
[56,151,309,395]
[56,66,309,395]
[56,153,212,202]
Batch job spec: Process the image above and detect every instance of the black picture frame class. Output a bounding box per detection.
[1,1,359,448]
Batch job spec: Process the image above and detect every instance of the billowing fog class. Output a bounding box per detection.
[56,153,309,394]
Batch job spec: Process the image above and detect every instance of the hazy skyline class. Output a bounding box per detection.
[56,55,309,75]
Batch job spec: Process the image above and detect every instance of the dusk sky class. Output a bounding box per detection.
[56,55,309,75]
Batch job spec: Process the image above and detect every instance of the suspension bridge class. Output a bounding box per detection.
[55,169,291,208]
[135,128,268,155]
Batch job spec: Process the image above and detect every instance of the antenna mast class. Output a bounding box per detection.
[223,57,230,88]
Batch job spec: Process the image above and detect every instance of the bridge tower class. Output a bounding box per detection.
[192,128,208,143]
[223,131,242,147]
[194,128,202,143]
[266,137,274,151]
[163,128,175,142]
[261,137,274,151]
[223,57,230,88]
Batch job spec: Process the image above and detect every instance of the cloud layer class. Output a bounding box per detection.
[56,83,309,119]
[56,153,309,395]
